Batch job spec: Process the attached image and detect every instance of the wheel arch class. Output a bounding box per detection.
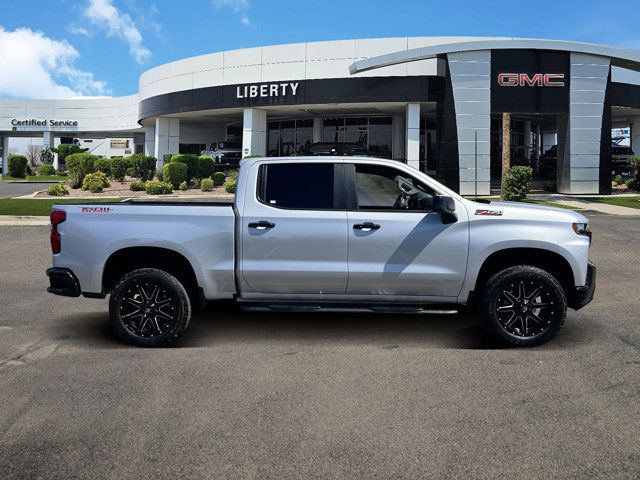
[472,247,574,306]
[102,246,200,300]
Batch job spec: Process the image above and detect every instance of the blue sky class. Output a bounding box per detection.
[0,0,639,98]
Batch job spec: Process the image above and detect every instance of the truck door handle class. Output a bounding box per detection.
[353,222,380,231]
[248,220,275,230]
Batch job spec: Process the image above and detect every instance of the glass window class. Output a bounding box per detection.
[295,119,313,155]
[262,163,335,209]
[267,122,280,157]
[354,164,434,211]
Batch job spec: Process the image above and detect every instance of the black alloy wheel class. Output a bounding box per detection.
[109,268,191,347]
[480,266,567,347]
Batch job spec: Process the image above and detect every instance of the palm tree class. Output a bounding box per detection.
[500,112,511,200]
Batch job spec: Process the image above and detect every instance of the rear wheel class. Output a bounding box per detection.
[479,266,567,347]
[109,268,191,347]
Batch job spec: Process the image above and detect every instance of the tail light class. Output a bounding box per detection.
[50,210,66,254]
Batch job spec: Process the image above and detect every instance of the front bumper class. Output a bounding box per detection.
[569,261,596,310]
[46,267,81,297]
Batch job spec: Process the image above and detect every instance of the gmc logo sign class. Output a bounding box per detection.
[498,73,565,87]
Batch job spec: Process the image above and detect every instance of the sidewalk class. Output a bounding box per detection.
[529,194,640,216]
[0,216,50,226]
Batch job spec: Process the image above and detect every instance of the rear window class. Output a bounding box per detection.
[259,163,335,209]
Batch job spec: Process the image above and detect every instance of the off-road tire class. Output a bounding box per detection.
[109,268,191,347]
[479,266,567,347]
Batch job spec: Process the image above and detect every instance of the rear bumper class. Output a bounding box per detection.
[569,261,596,310]
[46,267,81,297]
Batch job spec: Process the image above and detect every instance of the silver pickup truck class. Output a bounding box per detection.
[46,156,595,348]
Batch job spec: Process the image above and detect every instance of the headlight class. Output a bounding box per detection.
[572,222,592,243]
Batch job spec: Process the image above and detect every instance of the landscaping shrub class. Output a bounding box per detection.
[38,164,56,176]
[145,181,173,195]
[94,158,112,176]
[65,153,96,188]
[86,179,105,193]
[163,153,174,164]
[130,181,146,191]
[162,162,188,189]
[628,156,640,181]
[201,178,214,192]
[54,144,88,167]
[170,154,199,180]
[26,165,34,176]
[213,171,226,186]
[224,178,237,194]
[129,154,157,181]
[47,184,69,196]
[502,166,532,201]
[198,156,214,179]
[82,172,110,191]
[624,178,639,190]
[179,181,188,191]
[8,155,28,178]
[156,169,164,182]
[613,174,623,185]
[226,168,239,180]
[110,157,128,182]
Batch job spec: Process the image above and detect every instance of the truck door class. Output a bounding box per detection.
[239,161,349,295]
[345,163,469,298]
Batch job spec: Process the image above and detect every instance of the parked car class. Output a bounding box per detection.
[305,142,370,157]
[46,156,595,348]
[201,141,242,164]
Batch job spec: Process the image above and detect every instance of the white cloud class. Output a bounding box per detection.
[83,0,151,63]
[0,27,108,99]
[68,25,90,36]
[213,0,252,27]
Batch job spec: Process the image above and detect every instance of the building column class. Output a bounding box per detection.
[405,103,420,169]
[392,115,405,161]
[312,118,323,143]
[630,117,640,156]
[523,120,532,160]
[1,137,9,176]
[242,108,267,157]
[154,118,180,168]
[144,126,155,157]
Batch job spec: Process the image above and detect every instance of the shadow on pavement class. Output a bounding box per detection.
[50,304,503,351]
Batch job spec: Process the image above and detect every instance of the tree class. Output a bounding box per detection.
[500,112,511,200]
[26,144,42,167]
[53,144,89,166]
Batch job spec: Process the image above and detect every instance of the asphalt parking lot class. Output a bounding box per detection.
[0,181,54,199]
[0,214,639,480]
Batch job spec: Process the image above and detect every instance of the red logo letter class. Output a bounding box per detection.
[543,73,565,87]
[519,73,544,86]
[498,73,519,86]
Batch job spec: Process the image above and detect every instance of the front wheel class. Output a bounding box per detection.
[479,266,567,347]
[109,268,191,347]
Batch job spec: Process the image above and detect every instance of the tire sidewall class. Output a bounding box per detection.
[480,266,567,347]
[109,268,191,347]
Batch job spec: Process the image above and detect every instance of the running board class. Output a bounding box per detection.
[240,304,459,315]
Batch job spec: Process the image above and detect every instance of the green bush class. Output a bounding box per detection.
[86,179,105,193]
[82,171,110,191]
[7,155,28,178]
[94,158,111,176]
[163,153,174,164]
[162,162,188,189]
[179,180,188,191]
[502,166,532,201]
[198,156,214,179]
[213,171,226,186]
[129,154,157,181]
[65,153,96,188]
[226,168,239,180]
[170,154,199,180]
[130,181,146,191]
[224,178,237,194]
[110,157,128,182]
[54,144,88,167]
[624,178,638,190]
[38,164,56,176]
[47,184,69,196]
[145,181,173,195]
[26,165,34,176]
[613,174,623,185]
[201,178,214,192]
[156,169,164,182]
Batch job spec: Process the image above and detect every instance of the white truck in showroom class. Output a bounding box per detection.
[46,156,595,348]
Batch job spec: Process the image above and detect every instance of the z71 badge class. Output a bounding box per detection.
[475,209,503,216]
[81,207,112,214]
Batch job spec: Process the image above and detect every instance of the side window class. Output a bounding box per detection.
[260,163,335,209]
[354,164,435,211]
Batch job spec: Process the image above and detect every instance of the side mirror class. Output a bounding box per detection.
[433,195,458,224]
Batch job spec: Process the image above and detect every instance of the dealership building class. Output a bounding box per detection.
[2,36,640,195]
